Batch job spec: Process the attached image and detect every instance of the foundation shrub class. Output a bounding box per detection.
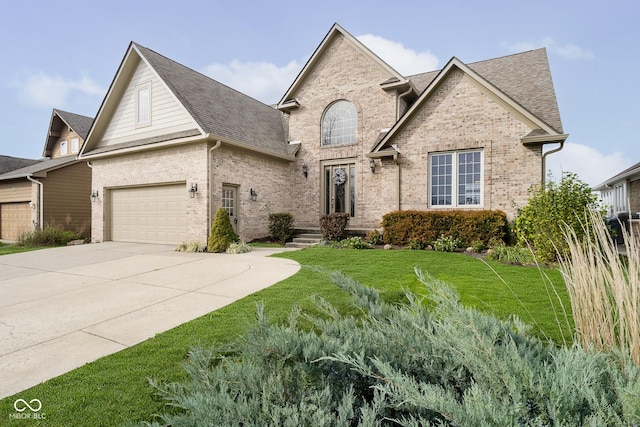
[382,210,508,247]
[208,208,238,253]
[364,229,383,245]
[267,212,295,244]
[18,226,80,246]
[319,212,350,241]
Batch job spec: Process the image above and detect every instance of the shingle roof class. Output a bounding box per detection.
[0,156,77,181]
[54,109,94,139]
[593,161,640,190]
[134,44,290,157]
[0,155,42,175]
[407,48,563,133]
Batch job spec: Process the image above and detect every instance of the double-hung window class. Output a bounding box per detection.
[429,150,483,207]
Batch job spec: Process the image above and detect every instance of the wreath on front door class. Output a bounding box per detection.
[333,168,346,186]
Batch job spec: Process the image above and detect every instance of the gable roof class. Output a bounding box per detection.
[43,109,94,157]
[0,156,78,181]
[593,161,640,191]
[82,42,290,159]
[0,155,42,175]
[277,23,409,108]
[372,49,567,153]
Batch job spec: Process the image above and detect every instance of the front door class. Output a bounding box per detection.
[323,164,355,217]
[222,185,238,233]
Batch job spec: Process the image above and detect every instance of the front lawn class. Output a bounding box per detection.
[0,242,49,255]
[0,247,570,426]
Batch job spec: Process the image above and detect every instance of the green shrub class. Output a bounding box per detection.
[488,242,536,266]
[332,236,370,249]
[18,226,80,246]
[208,208,238,253]
[226,241,252,254]
[432,235,460,252]
[267,212,295,244]
[514,172,602,262]
[382,210,507,247]
[147,271,640,426]
[175,242,207,252]
[407,235,429,250]
[364,229,383,245]
[470,239,486,252]
[319,212,350,241]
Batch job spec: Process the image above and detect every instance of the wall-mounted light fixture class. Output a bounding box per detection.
[302,164,308,178]
[90,190,99,202]
[369,158,376,173]
[189,183,198,198]
[250,188,258,201]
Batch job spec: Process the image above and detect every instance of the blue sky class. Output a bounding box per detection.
[0,0,637,186]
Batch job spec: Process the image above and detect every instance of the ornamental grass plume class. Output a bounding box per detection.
[559,208,640,365]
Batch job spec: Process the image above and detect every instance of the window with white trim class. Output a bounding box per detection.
[429,150,483,207]
[60,140,68,155]
[71,138,79,153]
[321,100,357,146]
[136,82,151,127]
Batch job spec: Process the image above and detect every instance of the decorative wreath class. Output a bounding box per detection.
[333,169,346,185]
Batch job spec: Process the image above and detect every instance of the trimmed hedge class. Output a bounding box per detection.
[381,210,508,247]
[268,212,295,244]
[320,212,350,241]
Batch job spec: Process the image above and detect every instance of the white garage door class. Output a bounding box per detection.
[110,184,187,244]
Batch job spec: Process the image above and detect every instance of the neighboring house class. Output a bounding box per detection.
[0,109,93,240]
[0,156,42,175]
[593,162,640,239]
[80,23,567,246]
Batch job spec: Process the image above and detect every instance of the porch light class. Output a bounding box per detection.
[369,158,376,173]
[90,190,99,202]
[189,183,198,198]
[302,164,308,178]
[250,188,258,201]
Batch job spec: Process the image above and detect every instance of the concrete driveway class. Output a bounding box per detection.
[0,242,300,399]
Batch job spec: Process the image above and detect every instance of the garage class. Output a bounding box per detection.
[0,202,31,240]
[110,184,187,244]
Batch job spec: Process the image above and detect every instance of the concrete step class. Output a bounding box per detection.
[285,233,323,249]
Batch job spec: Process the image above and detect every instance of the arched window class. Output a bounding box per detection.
[321,100,358,146]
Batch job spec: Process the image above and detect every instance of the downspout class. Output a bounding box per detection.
[397,86,414,120]
[394,153,400,210]
[541,141,564,184]
[26,175,43,230]
[208,140,222,231]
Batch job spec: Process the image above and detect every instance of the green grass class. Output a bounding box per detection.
[0,247,571,426]
[0,242,49,255]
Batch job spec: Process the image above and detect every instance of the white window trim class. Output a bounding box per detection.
[135,81,152,128]
[428,149,484,208]
[71,138,79,153]
[60,140,68,156]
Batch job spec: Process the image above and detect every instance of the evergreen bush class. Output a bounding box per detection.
[319,212,350,241]
[267,212,295,244]
[208,208,238,253]
[145,270,640,426]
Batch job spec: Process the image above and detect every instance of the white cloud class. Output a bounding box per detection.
[357,34,439,75]
[16,72,104,107]
[506,38,594,60]
[202,60,301,105]
[545,142,631,187]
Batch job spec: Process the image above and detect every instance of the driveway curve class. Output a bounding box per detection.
[0,242,300,399]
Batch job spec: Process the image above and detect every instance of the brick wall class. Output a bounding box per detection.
[90,142,209,244]
[286,33,398,229]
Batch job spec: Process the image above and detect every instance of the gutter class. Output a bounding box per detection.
[26,175,43,230]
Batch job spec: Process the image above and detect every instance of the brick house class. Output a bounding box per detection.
[0,109,93,240]
[80,23,567,245]
[594,162,640,240]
